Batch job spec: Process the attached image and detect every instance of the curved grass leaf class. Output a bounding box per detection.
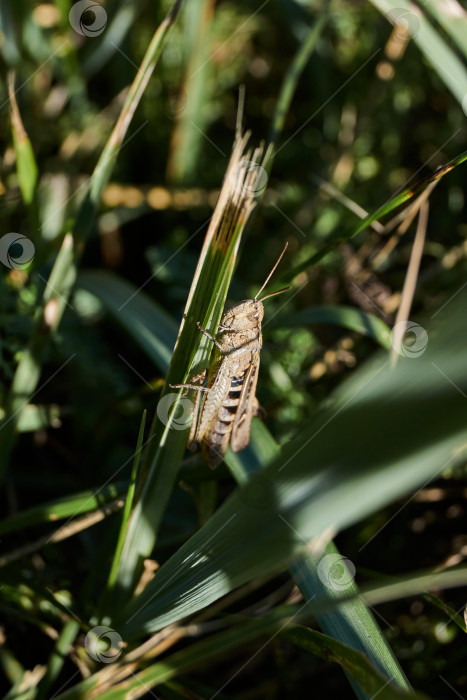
[421,0,467,61]
[283,305,391,349]
[370,0,467,107]
[9,72,38,209]
[281,625,427,699]
[77,270,178,372]
[228,424,411,696]
[0,482,125,536]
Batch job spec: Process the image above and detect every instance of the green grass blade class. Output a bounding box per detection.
[289,545,411,697]
[53,605,427,700]
[370,0,467,107]
[167,0,214,182]
[8,73,38,209]
[283,305,391,349]
[36,619,81,700]
[281,625,426,699]
[268,2,330,151]
[52,606,302,700]
[105,411,147,595]
[77,271,178,372]
[421,0,467,61]
[0,483,125,536]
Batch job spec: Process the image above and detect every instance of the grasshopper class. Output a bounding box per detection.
[171,243,288,468]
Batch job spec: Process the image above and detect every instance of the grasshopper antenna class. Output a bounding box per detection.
[255,242,289,302]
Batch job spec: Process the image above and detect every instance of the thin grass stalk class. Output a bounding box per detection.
[267,1,330,153]
[390,202,429,367]
[105,411,146,596]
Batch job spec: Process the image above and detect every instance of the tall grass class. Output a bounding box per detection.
[1,2,467,699]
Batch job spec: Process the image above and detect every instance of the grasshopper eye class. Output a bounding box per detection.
[248,311,260,321]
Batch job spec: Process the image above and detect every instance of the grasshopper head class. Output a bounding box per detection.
[222,299,264,331]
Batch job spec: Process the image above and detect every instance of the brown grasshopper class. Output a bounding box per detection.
[171,243,288,468]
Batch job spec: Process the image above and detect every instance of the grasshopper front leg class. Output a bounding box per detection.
[196,321,223,351]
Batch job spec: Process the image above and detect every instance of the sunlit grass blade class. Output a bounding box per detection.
[229,424,410,697]
[286,149,467,278]
[421,0,467,60]
[370,0,467,107]
[0,482,125,536]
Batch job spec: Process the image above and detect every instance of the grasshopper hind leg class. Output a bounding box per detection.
[169,370,208,452]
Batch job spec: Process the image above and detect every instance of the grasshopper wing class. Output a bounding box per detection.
[230,352,260,452]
